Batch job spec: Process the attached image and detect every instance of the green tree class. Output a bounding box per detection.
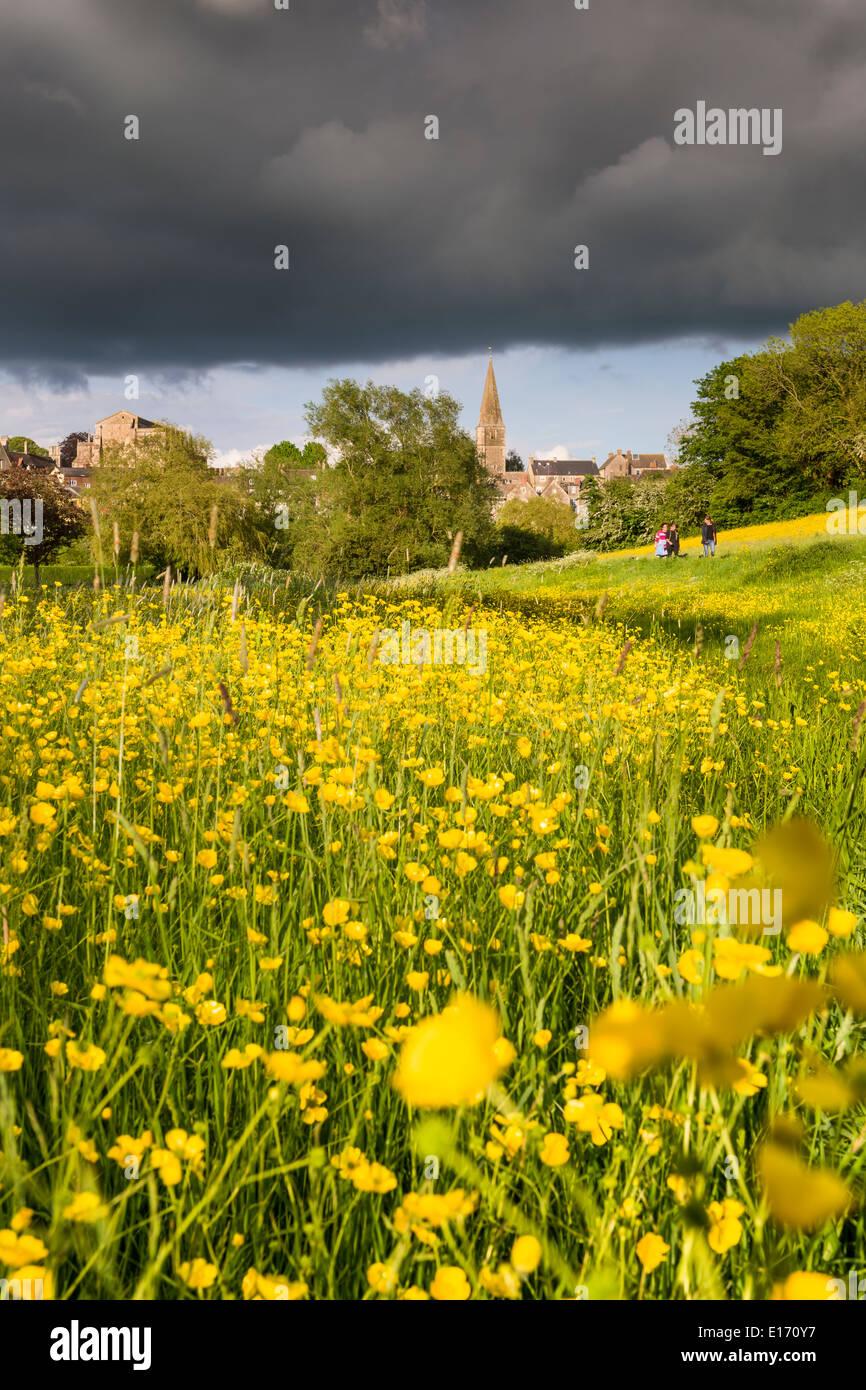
[262,439,327,471]
[577,472,694,551]
[243,440,327,568]
[90,425,260,575]
[678,353,807,525]
[756,300,866,483]
[300,380,496,577]
[678,301,866,528]
[0,467,89,586]
[497,495,577,544]
[662,464,715,532]
[7,436,49,458]
[490,495,585,563]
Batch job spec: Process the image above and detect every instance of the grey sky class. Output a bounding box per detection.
[0,0,862,455]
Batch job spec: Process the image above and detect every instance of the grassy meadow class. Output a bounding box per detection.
[1,515,865,1301]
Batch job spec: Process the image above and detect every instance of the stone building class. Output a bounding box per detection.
[476,356,599,519]
[597,449,670,480]
[49,411,162,472]
[523,458,600,526]
[476,353,507,477]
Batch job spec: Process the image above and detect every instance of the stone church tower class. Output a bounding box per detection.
[476,352,506,475]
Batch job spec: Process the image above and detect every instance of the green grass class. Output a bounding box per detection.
[0,519,865,1301]
[0,563,156,588]
[433,529,866,675]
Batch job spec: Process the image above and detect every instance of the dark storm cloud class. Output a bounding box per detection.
[1,0,864,380]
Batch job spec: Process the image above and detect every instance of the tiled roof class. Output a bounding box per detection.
[531,459,598,477]
[8,451,53,469]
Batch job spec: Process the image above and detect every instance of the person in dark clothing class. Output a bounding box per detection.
[668,523,680,557]
[701,515,717,557]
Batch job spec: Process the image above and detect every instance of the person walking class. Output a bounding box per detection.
[654,523,669,557]
[668,522,680,557]
[701,514,717,557]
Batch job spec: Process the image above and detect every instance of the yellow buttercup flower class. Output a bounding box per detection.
[758,1143,851,1230]
[63,1192,107,1223]
[430,1265,471,1301]
[179,1257,218,1289]
[827,907,856,939]
[511,1235,542,1274]
[636,1232,669,1273]
[9,1264,53,1298]
[393,994,509,1108]
[322,898,351,926]
[786,920,828,954]
[195,1000,226,1026]
[539,1132,570,1167]
[498,885,525,910]
[65,1042,106,1071]
[707,1199,744,1254]
[771,1272,836,1301]
[0,1229,49,1267]
[692,815,719,839]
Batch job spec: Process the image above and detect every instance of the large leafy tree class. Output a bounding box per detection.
[678,301,866,526]
[7,436,49,458]
[756,300,866,482]
[300,380,496,577]
[89,425,261,575]
[243,440,327,568]
[491,495,584,564]
[262,440,327,471]
[661,464,715,531]
[580,474,669,549]
[0,467,89,586]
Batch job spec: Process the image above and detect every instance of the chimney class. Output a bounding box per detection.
[0,436,7,446]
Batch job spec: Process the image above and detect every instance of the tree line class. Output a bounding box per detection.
[2,299,863,580]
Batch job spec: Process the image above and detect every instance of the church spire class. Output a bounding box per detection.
[476,350,506,476]
[478,350,504,427]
